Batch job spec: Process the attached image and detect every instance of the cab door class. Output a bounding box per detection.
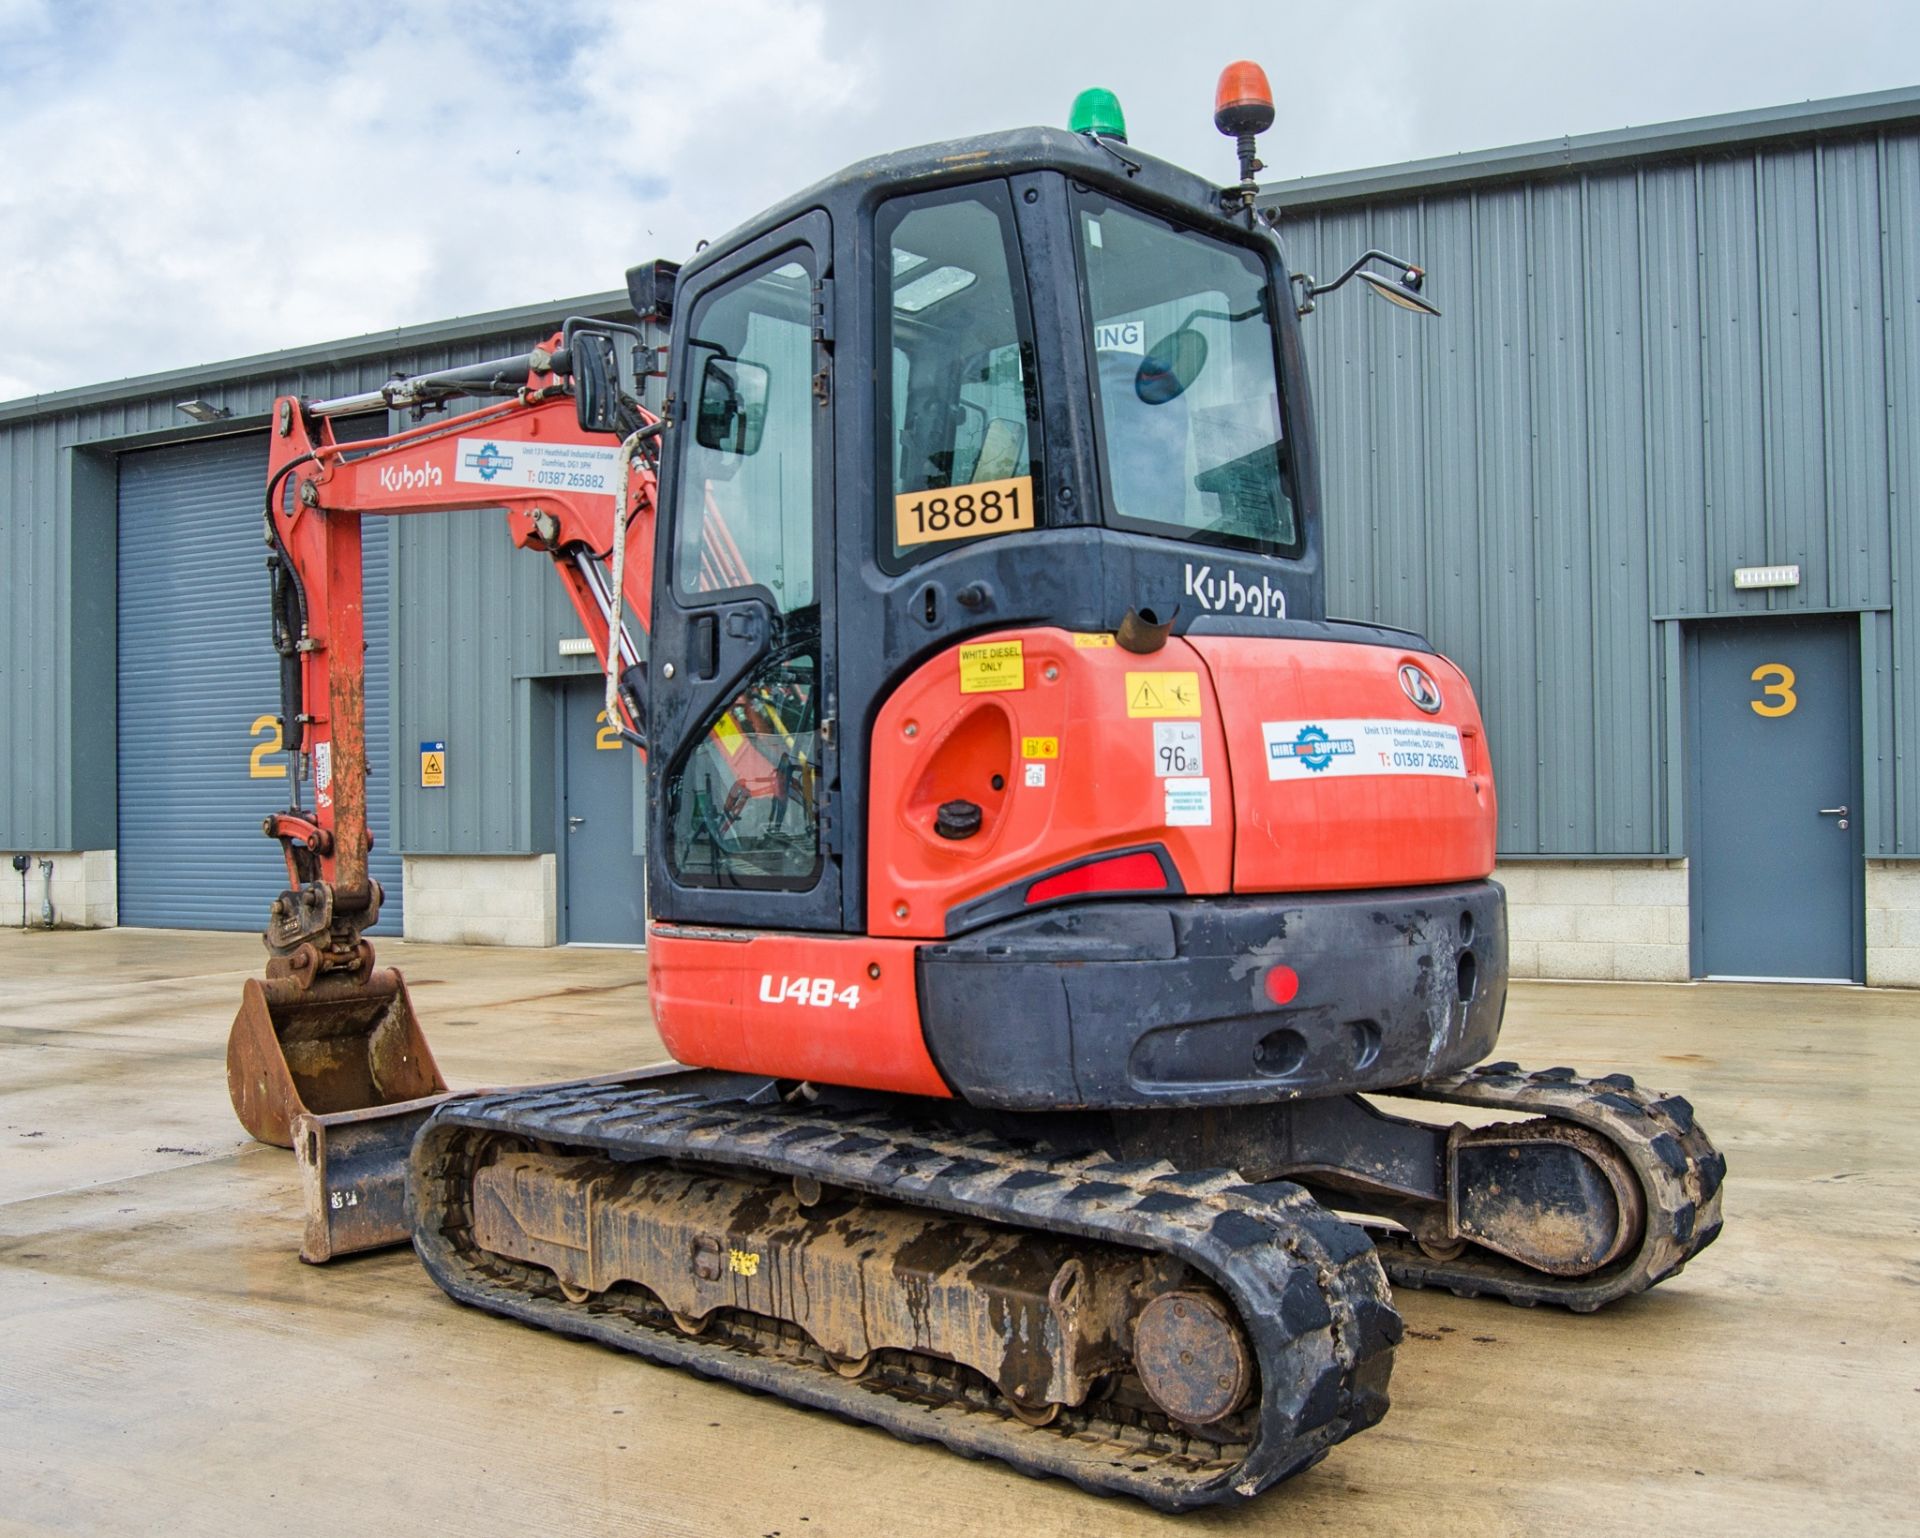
[645,212,841,931]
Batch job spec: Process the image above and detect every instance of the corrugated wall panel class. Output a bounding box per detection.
[1883,133,1920,852]
[1273,126,1919,854]
[1640,163,1709,620]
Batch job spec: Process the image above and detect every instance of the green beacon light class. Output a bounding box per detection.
[1068,87,1127,143]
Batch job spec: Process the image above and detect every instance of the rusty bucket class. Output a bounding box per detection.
[227,966,447,1148]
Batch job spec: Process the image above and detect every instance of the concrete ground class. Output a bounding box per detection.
[1,928,1915,1537]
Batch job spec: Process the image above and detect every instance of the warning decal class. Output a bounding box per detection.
[419,740,446,788]
[959,640,1025,694]
[1124,671,1202,719]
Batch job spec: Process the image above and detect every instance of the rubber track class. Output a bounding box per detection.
[1374,1062,1727,1311]
[409,1073,1402,1510]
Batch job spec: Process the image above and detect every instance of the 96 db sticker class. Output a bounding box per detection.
[1263,719,1466,780]
[1153,722,1203,777]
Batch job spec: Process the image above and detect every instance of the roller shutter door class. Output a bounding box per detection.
[117,431,402,930]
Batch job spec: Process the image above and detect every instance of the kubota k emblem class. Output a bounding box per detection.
[1399,663,1443,714]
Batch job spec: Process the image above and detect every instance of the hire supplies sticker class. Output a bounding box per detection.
[1164,777,1212,826]
[1152,722,1203,777]
[1125,671,1202,718]
[959,640,1025,694]
[1262,719,1466,781]
[454,438,621,494]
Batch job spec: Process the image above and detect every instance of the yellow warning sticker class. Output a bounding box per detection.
[713,713,744,756]
[1073,633,1117,648]
[419,743,446,788]
[1022,736,1059,759]
[959,640,1025,694]
[1125,671,1203,718]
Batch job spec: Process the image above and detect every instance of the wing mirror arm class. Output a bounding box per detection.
[1293,250,1441,319]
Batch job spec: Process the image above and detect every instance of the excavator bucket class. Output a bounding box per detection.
[226,966,446,1149]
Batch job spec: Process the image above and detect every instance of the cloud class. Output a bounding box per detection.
[1,0,1914,402]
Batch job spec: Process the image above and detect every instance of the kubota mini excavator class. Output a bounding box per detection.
[224,65,1724,1509]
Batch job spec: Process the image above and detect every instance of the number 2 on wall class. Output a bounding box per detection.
[594,709,622,751]
[1750,663,1797,718]
[248,714,287,777]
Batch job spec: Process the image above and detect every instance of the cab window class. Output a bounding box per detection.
[1073,191,1300,558]
[877,183,1042,568]
[666,251,823,890]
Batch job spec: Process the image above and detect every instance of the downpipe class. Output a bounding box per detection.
[38,858,54,927]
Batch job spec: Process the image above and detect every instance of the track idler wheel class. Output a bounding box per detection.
[1449,1119,1645,1275]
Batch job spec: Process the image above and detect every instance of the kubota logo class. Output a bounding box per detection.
[378,461,443,493]
[1184,561,1287,618]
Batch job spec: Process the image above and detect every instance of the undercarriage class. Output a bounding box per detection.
[403,1061,1724,1510]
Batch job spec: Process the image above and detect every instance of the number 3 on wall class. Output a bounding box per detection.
[1750,663,1797,718]
[248,714,288,777]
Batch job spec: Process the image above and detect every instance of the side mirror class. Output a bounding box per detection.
[1357,267,1442,317]
[694,356,771,455]
[1135,327,1210,404]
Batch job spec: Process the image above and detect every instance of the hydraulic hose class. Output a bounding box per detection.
[605,420,666,742]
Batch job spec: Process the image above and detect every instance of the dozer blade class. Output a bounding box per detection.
[291,1068,680,1263]
[227,967,446,1148]
[293,1095,453,1263]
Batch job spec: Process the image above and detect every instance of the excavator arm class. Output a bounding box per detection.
[229,324,661,1157]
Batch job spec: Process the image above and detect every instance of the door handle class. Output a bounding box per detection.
[1818,806,1848,816]
[567,815,586,831]
[691,614,718,680]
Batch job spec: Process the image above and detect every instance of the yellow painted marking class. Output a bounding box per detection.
[1022,736,1059,759]
[1750,662,1798,718]
[248,714,287,779]
[728,1248,761,1277]
[894,474,1035,549]
[959,640,1025,694]
[1124,671,1202,719]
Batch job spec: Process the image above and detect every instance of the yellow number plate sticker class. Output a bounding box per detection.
[1125,671,1202,718]
[1022,736,1058,759]
[959,640,1025,694]
[895,475,1035,549]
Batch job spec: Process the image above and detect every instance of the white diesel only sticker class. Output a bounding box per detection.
[1262,719,1466,781]
[455,437,622,494]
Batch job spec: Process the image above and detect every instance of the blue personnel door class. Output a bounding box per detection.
[559,675,646,944]
[1688,615,1863,982]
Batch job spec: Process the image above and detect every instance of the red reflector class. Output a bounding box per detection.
[1264,965,1300,1006]
[1025,851,1169,905]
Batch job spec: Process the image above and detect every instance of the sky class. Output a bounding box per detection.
[1,0,1914,402]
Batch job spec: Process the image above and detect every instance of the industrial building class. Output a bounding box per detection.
[3,86,1917,983]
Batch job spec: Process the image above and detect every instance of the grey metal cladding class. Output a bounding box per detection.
[0,317,614,853]
[1280,125,1920,856]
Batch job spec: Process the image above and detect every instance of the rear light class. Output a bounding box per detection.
[1025,850,1169,905]
[1263,965,1300,1006]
